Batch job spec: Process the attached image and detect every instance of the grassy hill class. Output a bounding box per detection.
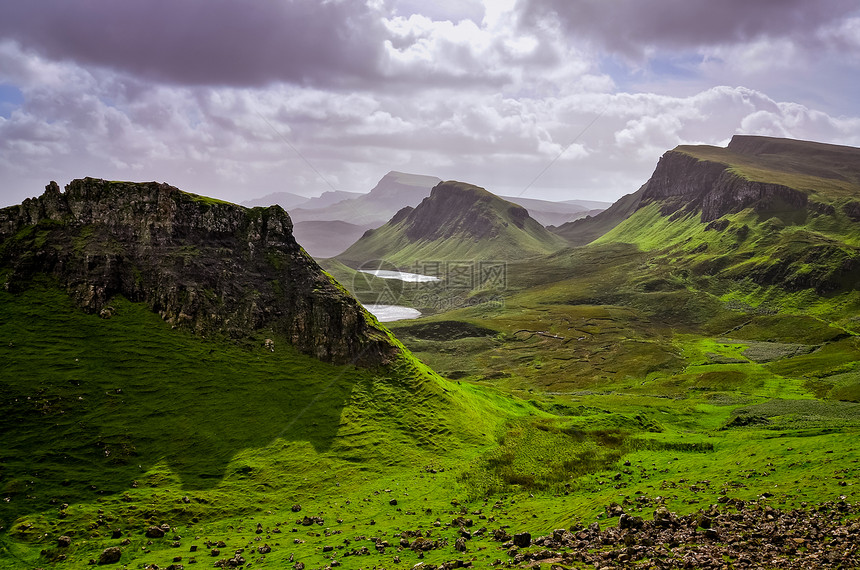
[0,282,519,569]
[337,181,567,267]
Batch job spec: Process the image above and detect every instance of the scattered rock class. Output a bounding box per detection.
[512,532,531,548]
[492,528,510,542]
[98,546,122,565]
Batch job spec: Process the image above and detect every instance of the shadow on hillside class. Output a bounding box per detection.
[0,287,372,524]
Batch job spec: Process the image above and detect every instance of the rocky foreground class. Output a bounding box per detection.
[62,498,860,570]
[486,498,860,570]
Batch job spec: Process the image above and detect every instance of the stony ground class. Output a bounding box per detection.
[491,498,860,570]
[60,498,858,570]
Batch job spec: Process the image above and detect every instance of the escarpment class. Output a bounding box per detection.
[641,149,809,222]
[0,178,398,365]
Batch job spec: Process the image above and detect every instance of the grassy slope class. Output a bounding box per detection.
[0,283,518,569]
[381,178,860,554]
[5,155,860,568]
[9,273,858,569]
[548,187,645,247]
[336,220,563,267]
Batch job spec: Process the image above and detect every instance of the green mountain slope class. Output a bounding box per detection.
[553,135,860,246]
[0,179,520,569]
[4,149,860,570]
[0,282,513,569]
[374,140,860,560]
[337,180,567,267]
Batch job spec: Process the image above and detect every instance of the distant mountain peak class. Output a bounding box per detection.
[381,171,443,187]
[337,180,565,266]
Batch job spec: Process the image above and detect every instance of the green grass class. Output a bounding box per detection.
[3,275,860,569]
[0,283,520,568]
[5,155,860,568]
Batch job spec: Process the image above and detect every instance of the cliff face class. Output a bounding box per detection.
[0,178,398,365]
[641,150,808,222]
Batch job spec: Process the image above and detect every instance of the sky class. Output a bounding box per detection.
[1,0,859,207]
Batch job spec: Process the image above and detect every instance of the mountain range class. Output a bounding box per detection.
[243,171,609,257]
[1,135,859,569]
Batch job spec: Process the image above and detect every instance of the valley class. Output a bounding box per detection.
[1,136,859,569]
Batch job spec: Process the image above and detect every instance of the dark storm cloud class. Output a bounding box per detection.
[518,0,860,56]
[0,0,387,87]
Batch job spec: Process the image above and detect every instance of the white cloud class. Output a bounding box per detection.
[0,2,859,210]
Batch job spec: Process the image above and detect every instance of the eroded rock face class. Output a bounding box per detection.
[642,151,808,222]
[0,178,397,365]
[403,181,531,241]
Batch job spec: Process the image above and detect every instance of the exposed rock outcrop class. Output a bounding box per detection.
[641,150,808,222]
[0,178,397,365]
[554,135,860,247]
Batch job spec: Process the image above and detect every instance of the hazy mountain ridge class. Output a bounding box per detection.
[243,172,609,258]
[292,219,374,258]
[240,190,309,210]
[288,170,443,226]
[0,178,397,364]
[497,195,608,226]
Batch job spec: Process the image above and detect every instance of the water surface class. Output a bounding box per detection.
[364,304,421,322]
[359,269,440,283]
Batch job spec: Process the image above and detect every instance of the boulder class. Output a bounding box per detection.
[98,546,122,565]
[512,532,531,548]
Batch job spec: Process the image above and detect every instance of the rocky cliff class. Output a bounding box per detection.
[641,147,809,222]
[0,178,398,365]
[554,135,860,246]
[403,181,533,242]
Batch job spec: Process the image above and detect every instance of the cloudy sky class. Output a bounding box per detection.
[1,0,859,207]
